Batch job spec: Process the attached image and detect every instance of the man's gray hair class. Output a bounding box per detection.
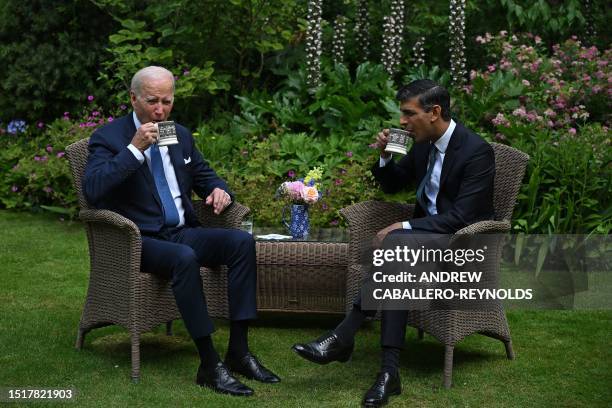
[130,66,175,96]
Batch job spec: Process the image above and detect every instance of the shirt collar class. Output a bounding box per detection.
[132,111,141,130]
[434,119,456,154]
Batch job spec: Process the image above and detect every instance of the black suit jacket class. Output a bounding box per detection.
[371,122,495,233]
[83,114,231,234]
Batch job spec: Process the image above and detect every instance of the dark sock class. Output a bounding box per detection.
[194,335,220,370]
[334,306,367,344]
[227,320,249,358]
[381,346,400,376]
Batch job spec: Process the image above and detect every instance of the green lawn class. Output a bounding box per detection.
[0,210,610,407]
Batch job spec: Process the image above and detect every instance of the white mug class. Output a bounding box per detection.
[156,121,179,146]
[384,128,410,155]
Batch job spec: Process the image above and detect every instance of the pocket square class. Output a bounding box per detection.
[184,157,191,164]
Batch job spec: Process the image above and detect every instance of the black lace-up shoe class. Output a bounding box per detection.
[291,331,354,364]
[362,371,401,407]
[196,362,254,397]
[225,352,281,383]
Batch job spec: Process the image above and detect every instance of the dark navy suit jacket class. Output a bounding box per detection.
[83,114,231,234]
[371,122,495,234]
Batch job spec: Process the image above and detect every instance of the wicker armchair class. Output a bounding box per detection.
[340,142,529,388]
[66,138,249,382]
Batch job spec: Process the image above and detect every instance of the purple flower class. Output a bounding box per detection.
[183,70,190,76]
[120,104,127,110]
[63,111,70,116]
[92,111,100,117]
[11,185,18,192]
[345,151,353,158]
[330,219,339,226]
[46,146,53,153]
[321,202,329,211]
[43,186,53,193]
[34,156,41,161]
[487,64,496,72]
[494,133,507,142]
[87,95,94,102]
[107,116,114,122]
[340,168,347,175]
[37,121,44,128]
[56,152,65,158]
[287,170,296,178]
[568,128,577,135]
[335,178,343,185]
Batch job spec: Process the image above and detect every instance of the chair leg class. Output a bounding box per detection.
[166,321,173,336]
[131,333,140,383]
[75,328,87,349]
[443,345,454,389]
[417,329,424,340]
[504,340,515,360]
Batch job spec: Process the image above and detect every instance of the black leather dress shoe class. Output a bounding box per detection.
[225,352,281,383]
[362,371,401,407]
[196,362,254,397]
[291,331,354,365]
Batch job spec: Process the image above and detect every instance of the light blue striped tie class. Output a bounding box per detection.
[150,144,180,227]
[416,145,437,215]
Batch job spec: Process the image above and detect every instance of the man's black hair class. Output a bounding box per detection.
[396,79,451,121]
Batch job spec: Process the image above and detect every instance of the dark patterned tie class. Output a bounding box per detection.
[416,145,437,215]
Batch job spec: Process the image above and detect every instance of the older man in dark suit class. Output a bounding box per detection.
[84,66,279,397]
[292,79,495,407]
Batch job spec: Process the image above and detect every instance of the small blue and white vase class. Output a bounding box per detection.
[282,204,310,239]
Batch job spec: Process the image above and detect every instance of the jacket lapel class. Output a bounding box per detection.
[439,124,462,188]
[167,143,188,194]
[123,116,162,207]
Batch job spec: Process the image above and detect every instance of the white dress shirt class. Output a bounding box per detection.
[379,119,456,229]
[127,112,185,227]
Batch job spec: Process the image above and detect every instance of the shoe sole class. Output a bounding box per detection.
[363,389,401,407]
[291,346,352,365]
[224,362,282,383]
[197,382,254,397]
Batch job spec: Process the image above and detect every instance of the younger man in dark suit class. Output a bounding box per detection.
[84,66,279,397]
[292,80,495,407]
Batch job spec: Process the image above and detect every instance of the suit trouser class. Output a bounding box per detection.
[140,227,257,339]
[352,229,450,349]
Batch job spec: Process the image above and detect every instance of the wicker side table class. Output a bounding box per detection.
[255,228,348,314]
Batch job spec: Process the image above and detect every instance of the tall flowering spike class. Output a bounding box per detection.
[412,36,426,68]
[305,0,323,89]
[381,0,406,76]
[449,0,467,87]
[332,15,347,65]
[354,0,371,63]
[584,0,597,46]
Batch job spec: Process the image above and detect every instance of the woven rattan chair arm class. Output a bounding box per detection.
[193,200,250,229]
[79,209,141,237]
[340,200,415,240]
[454,220,510,235]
